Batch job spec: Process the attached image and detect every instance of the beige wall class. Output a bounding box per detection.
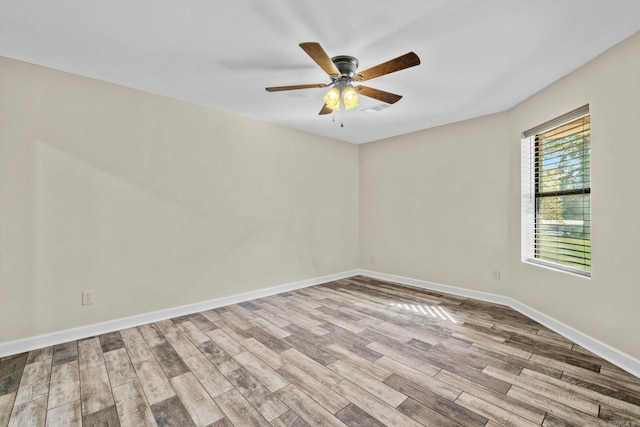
[508,32,640,359]
[359,112,511,295]
[361,32,640,360]
[0,57,359,342]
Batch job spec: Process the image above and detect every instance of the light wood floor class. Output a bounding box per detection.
[1,276,639,426]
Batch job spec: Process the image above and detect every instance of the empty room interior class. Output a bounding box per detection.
[1,1,640,426]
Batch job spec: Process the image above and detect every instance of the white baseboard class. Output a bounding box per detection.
[358,269,640,378]
[0,270,359,358]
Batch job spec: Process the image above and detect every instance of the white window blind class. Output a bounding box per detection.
[521,105,591,277]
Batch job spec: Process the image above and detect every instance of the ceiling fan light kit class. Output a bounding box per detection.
[266,42,420,118]
[323,82,359,111]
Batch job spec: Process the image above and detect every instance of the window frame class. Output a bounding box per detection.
[521,105,591,278]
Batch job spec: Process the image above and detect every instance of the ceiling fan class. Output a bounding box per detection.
[265,42,420,116]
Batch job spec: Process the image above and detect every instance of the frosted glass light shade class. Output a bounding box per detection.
[343,86,359,110]
[323,87,341,111]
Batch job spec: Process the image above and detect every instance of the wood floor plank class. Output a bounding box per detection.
[552,359,640,396]
[396,398,462,427]
[520,367,640,417]
[52,342,78,367]
[121,332,154,364]
[150,395,196,427]
[334,403,386,427]
[469,342,563,379]
[435,368,546,424]
[332,380,423,427]
[251,317,291,339]
[253,309,291,329]
[47,360,80,410]
[280,348,343,388]
[326,344,392,382]
[112,380,156,427]
[383,373,488,426]
[170,372,225,426]
[599,365,640,387]
[234,351,289,393]
[320,325,382,362]
[183,353,234,398]
[219,309,255,330]
[0,392,17,427]
[153,319,203,360]
[99,332,125,353]
[283,294,323,310]
[213,319,253,342]
[282,325,338,365]
[78,338,104,371]
[277,363,350,414]
[200,309,224,323]
[79,364,114,416]
[82,405,120,427]
[225,367,289,422]
[366,341,441,377]
[483,365,600,415]
[246,326,292,354]
[162,330,202,361]
[45,400,81,427]
[196,340,241,375]
[275,384,348,427]
[455,392,540,427]
[26,347,53,365]
[14,359,52,406]
[207,328,246,356]
[598,403,640,425]
[260,303,328,335]
[311,310,366,334]
[376,356,461,401]
[138,324,166,348]
[187,313,217,332]
[149,341,190,379]
[270,410,310,427]
[132,358,175,405]
[327,359,407,407]
[214,389,271,427]
[176,321,211,344]
[8,396,47,427]
[211,417,235,427]
[507,386,611,427]
[242,337,288,370]
[421,351,512,394]
[103,348,136,388]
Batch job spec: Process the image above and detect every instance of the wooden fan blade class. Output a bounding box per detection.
[354,85,403,104]
[299,42,341,77]
[354,52,420,82]
[319,104,333,115]
[265,83,328,92]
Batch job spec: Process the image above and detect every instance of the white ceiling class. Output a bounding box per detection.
[1,1,639,144]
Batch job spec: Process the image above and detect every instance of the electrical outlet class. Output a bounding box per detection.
[492,270,501,281]
[370,256,375,264]
[82,291,94,305]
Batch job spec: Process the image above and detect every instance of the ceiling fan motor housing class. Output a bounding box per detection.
[331,55,359,79]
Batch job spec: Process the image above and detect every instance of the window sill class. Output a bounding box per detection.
[522,258,591,279]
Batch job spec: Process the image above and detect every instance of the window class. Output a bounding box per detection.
[522,105,591,277]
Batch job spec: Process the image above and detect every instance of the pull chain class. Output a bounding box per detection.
[340,89,344,127]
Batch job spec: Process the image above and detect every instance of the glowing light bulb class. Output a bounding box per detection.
[323,87,341,111]
[343,86,359,110]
